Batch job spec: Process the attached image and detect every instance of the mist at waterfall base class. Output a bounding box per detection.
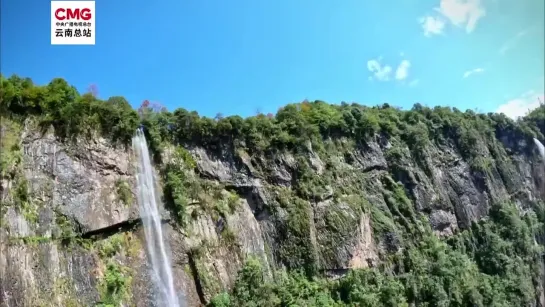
[133,129,182,307]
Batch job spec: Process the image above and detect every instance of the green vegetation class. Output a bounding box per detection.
[1,75,139,146]
[161,145,241,226]
[220,226,238,246]
[2,74,543,167]
[3,75,545,306]
[115,179,133,207]
[210,202,544,307]
[274,187,318,276]
[95,233,135,307]
[54,210,76,239]
[138,100,543,159]
[12,176,40,223]
[96,234,125,258]
[0,117,23,178]
[8,235,51,246]
[53,277,80,307]
[0,116,40,224]
[96,261,133,307]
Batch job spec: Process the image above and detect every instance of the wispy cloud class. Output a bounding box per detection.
[395,60,411,80]
[499,29,529,55]
[408,79,420,87]
[463,67,484,78]
[420,0,486,36]
[367,58,392,81]
[496,90,544,119]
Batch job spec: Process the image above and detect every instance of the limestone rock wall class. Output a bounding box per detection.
[1,119,544,307]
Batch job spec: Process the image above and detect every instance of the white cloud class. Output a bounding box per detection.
[395,60,411,80]
[419,16,446,36]
[496,90,544,119]
[367,59,393,81]
[436,0,486,33]
[420,0,486,36]
[499,29,528,55]
[368,58,417,83]
[463,67,484,78]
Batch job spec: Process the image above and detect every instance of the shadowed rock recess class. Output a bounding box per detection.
[1,76,545,307]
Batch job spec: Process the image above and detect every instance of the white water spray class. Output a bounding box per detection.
[534,138,545,160]
[133,129,181,307]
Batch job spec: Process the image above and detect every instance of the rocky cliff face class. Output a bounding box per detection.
[1,113,545,306]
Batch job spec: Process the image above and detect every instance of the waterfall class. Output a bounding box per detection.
[535,138,545,203]
[132,129,181,307]
[535,138,545,160]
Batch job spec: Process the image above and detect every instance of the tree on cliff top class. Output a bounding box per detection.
[1,73,544,156]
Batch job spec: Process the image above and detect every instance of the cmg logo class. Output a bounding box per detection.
[51,1,95,45]
[54,8,92,21]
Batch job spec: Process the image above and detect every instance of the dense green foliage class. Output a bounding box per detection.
[115,179,133,207]
[95,234,135,307]
[1,75,139,146]
[210,202,544,307]
[138,100,545,164]
[2,74,543,156]
[2,75,545,307]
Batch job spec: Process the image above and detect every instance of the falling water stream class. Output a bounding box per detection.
[535,138,545,160]
[534,138,545,199]
[133,129,181,307]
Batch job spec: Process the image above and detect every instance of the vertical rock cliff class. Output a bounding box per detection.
[1,76,545,306]
[1,116,544,306]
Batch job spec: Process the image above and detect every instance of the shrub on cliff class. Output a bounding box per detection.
[1,75,139,146]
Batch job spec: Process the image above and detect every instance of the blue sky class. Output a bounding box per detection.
[1,0,543,118]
